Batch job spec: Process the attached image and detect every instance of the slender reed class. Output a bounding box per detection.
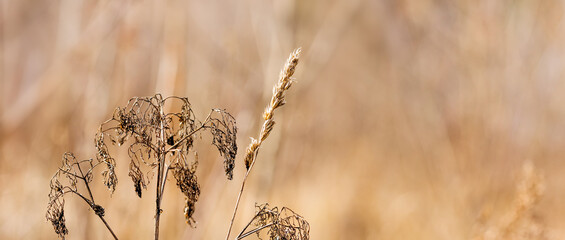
[225,48,302,240]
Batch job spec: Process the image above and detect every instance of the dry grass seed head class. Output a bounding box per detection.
[243,48,301,170]
[244,138,260,170]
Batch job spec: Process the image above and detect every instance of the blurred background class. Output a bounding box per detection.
[2,0,565,239]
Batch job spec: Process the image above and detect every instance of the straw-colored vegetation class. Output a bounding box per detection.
[46,49,307,239]
[2,1,565,239]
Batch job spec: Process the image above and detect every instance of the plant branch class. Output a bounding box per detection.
[68,175,118,239]
[76,160,95,202]
[165,111,213,152]
[78,161,119,240]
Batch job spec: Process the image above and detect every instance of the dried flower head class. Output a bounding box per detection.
[237,203,310,240]
[47,175,68,239]
[96,95,237,197]
[95,131,118,193]
[129,159,146,198]
[46,198,68,238]
[172,160,200,226]
[47,153,113,238]
[206,110,237,180]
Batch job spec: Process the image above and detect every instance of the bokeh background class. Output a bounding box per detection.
[2,0,565,239]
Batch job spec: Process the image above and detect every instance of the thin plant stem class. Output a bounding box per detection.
[160,163,172,200]
[225,161,255,240]
[98,215,119,240]
[76,160,95,204]
[76,161,119,240]
[237,223,273,240]
[155,100,166,240]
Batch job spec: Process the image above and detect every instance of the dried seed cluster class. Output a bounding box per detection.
[46,182,68,238]
[46,200,68,238]
[96,95,237,196]
[172,161,200,226]
[96,95,238,222]
[244,48,301,170]
[129,159,146,198]
[95,131,118,193]
[207,110,238,180]
[238,203,310,240]
[47,153,108,239]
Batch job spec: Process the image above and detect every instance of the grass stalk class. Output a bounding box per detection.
[225,48,301,240]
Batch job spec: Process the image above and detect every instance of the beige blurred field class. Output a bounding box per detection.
[2,0,565,239]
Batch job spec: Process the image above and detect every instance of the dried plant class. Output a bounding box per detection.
[46,49,309,240]
[236,204,310,240]
[226,48,308,240]
[96,95,237,239]
[172,154,200,226]
[473,161,546,240]
[47,94,237,239]
[47,153,118,239]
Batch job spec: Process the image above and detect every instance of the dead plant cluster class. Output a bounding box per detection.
[46,49,309,240]
[236,204,310,240]
[47,153,117,239]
